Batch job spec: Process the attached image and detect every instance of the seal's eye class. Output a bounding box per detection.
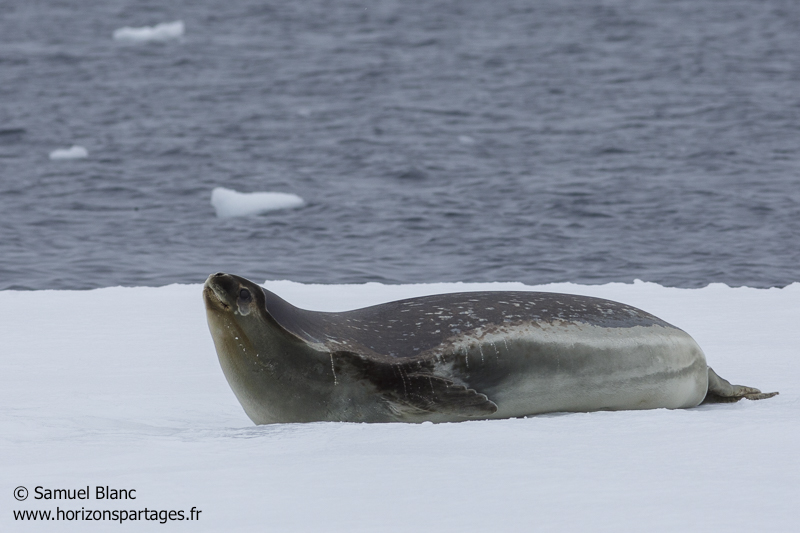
[239,288,252,302]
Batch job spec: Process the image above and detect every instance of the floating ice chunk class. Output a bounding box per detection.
[49,145,88,160]
[211,187,305,218]
[113,21,185,42]
[458,135,476,145]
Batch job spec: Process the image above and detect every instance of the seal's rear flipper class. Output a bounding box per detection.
[703,367,779,404]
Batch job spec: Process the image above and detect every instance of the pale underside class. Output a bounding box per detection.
[318,320,709,423]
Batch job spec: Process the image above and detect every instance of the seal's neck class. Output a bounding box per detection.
[206,307,335,424]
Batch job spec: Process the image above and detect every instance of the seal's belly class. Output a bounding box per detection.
[434,322,709,418]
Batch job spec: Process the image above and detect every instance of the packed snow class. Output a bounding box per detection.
[210,187,305,218]
[112,21,185,43]
[48,146,88,160]
[2,280,797,532]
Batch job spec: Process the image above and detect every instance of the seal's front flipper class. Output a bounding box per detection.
[703,367,779,404]
[389,372,498,418]
[334,351,497,419]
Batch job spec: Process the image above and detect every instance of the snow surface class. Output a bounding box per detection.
[48,146,88,160]
[113,21,185,43]
[2,280,798,532]
[210,187,305,218]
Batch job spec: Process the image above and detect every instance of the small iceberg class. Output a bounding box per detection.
[211,187,305,218]
[113,21,185,43]
[49,146,88,160]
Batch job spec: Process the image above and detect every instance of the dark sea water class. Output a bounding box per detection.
[2,0,799,290]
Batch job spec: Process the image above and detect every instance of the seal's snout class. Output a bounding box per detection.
[204,272,238,311]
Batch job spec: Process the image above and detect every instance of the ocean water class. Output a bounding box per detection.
[1,0,799,290]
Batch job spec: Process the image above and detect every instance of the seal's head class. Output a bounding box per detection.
[203,273,283,422]
[204,273,335,424]
[203,272,281,366]
[203,272,261,318]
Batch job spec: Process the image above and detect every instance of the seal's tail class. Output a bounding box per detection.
[702,367,779,404]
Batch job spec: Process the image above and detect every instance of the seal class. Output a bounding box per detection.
[203,273,778,424]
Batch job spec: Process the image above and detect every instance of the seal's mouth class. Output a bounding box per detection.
[203,273,235,311]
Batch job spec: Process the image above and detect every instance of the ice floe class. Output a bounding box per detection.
[48,145,88,160]
[1,280,797,531]
[211,186,305,218]
[113,20,185,42]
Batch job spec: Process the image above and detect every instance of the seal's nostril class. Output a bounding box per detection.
[214,272,225,277]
